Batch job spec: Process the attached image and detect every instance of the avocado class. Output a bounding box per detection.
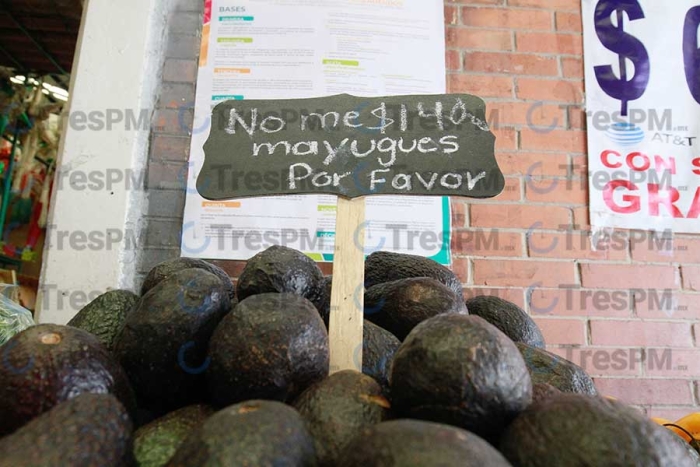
[531,383,562,405]
[0,393,132,467]
[207,293,329,408]
[365,251,463,299]
[67,290,139,351]
[516,342,597,395]
[365,277,468,340]
[465,295,545,348]
[133,404,215,467]
[338,419,511,467]
[391,314,532,440]
[236,245,326,312]
[0,324,135,436]
[362,320,400,396]
[293,370,391,466]
[166,400,316,467]
[141,257,235,301]
[114,269,230,414]
[500,394,698,467]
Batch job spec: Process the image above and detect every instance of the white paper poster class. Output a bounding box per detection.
[181,0,451,263]
[582,0,700,233]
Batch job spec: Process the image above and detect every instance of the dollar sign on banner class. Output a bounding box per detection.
[684,6,700,105]
[593,0,650,116]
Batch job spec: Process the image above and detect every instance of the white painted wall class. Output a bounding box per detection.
[36,0,174,323]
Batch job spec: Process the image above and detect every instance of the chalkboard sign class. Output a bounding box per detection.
[196,93,504,200]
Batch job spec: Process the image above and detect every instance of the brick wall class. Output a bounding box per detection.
[139,0,699,418]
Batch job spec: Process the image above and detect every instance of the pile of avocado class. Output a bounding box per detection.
[0,247,696,467]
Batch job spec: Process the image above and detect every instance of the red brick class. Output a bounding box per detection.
[572,206,589,228]
[446,27,513,50]
[533,318,586,345]
[562,57,583,78]
[520,128,587,153]
[594,378,694,405]
[445,5,459,25]
[493,127,518,151]
[451,257,470,284]
[682,266,700,291]
[151,135,191,162]
[632,237,700,263]
[567,105,586,128]
[451,0,504,4]
[470,203,570,229]
[516,32,582,54]
[528,287,633,318]
[555,11,582,32]
[473,259,575,287]
[463,287,526,308]
[528,231,627,261]
[590,320,693,347]
[463,7,552,30]
[163,59,198,83]
[446,50,462,71]
[636,292,699,320]
[475,176,521,202]
[695,324,700,347]
[464,51,558,75]
[448,74,513,97]
[498,152,568,177]
[580,264,679,290]
[516,78,583,103]
[549,347,642,377]
[649,407,700,422]
[525,177,588,205]
[645,349,700,378]
[488,102,565,129]
[452,229,523,257]
[507,0,580,9]
[451,200,467,227]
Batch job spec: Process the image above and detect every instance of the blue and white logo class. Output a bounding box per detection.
[605,122,645,146]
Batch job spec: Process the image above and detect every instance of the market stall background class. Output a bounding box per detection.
[125,0,700,420]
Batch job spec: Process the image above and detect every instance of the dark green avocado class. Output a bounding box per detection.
[362,320,400,396]
[0,393,133,467]
[293,370,391,466]
[0,324,136,436]
[465,295,545,348]
[364,251,463,300]
[391,314,532,441]
[133,404,215,467]
[67,290,139,351]
[531,383,562,405]
[114,269,231,414]
[516,342,597,395]
[365,277,467,340]
[500,394,698,467]
[236,245,326,312]
[338,419,512,467]
[207,293,329,408]
[141,257,235,301]
[166,400,317,467]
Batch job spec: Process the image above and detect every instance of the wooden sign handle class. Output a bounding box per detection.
[328,197,365,374]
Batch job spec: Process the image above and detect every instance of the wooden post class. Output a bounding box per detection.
[328,197,366,374]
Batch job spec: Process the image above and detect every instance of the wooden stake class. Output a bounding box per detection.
[328,197,366,374]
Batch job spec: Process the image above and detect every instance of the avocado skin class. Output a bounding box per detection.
[67,290,139,351]
[466,295,545,348]
[207,293,329,408]
[236,245,326,312]
[338,419,512,467]
[365,251,464,300]
[531,383,562,405]
[500,394,698,467]
[141,258,235,301]
[0,324,136,436]
[133,404,214,467]
[166,400,317,467]
[293,370,391,466]
[391,314,532,441]
[0,393,133,467]
[516,342,597,395]
[114,269,231,414]
[317,275,333,326]
[363,320,400,396]
[365,277,468,341]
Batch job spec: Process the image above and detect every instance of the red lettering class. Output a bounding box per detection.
[626,152,650,171]
[692,157,700,176]
[688,187,700,219]
[654,155,676,175]
[603,180,640,214]
[648,184,683,218]
[601,150,622,168]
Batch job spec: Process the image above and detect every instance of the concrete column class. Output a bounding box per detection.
[36,0,174,323]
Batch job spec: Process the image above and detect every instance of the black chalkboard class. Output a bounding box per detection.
[196,93,504,200]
